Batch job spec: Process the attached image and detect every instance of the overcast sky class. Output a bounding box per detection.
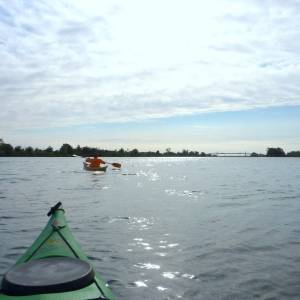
[1,0,300,152]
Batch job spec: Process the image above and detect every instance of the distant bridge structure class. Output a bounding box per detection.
[213,152,252,157]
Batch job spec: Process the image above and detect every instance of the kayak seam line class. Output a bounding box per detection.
[56,229,108,298]
[55,228,80,258]
[24,230,54,262]
[93,279,109,299]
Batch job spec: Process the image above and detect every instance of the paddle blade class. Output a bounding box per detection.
[112,163,121,168]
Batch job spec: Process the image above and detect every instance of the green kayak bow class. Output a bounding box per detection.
[0,202,116,300]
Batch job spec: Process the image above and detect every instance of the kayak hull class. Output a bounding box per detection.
[83,162,108,172]
[0,204,115,300]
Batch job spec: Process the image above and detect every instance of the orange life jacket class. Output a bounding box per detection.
[86,157,105,167]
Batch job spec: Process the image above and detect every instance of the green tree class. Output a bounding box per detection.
[34,148,44,156]
[59,144,73,156]
[74,145,82,156]
[45,146,53,153]
[130,148,139,156]
[0,143,13,156]
[266,147,286,157]
[118,148,125,156]
[182,149,189,156]
[25,146,34,156]
[14,146,23,156]
[287,151,300,157]
[81,146,91,156]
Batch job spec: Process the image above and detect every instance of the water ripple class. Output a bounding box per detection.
[1,157,300,300]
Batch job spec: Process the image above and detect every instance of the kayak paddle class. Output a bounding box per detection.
[105,162,121,168]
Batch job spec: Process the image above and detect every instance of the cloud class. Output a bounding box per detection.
[1,0,300,131]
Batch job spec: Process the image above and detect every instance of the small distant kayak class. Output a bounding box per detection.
[83,162,108,172]
[0,202,116,300]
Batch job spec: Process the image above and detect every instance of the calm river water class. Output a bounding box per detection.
[0,157,300,299]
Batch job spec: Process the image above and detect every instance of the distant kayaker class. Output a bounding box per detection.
[85,154,106,168]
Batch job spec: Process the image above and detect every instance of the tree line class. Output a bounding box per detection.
[0,142,208,157]
[250,147,300,157]
[0,141,299,157]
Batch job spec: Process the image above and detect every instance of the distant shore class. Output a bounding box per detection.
[1,142,299,157]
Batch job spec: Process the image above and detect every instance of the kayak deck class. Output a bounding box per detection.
[83,162,108,172]
[0,203,115,300]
